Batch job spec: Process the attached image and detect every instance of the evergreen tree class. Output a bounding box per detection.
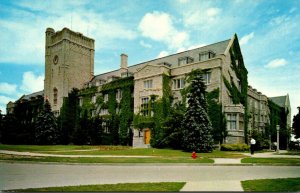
[58,88,80,144]
[182,69,213,152]
[35,100,58,144]
[119,87,132,145]
[73,109,90,145]
[293,107,300,139]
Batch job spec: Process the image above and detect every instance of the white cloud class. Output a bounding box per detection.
[157,51,169,58]
[240,32,254,45]
[265,58,287,69]
[140,40,152,48]
[0,5,137,65]
[20,71,44,93]
[183,6,222,27]
[0,95,14,105]
[206,8,221,17]
[0,83,17,95]
[138,11,189,49]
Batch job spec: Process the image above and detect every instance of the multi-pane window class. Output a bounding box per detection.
[199,51,215,61]
[144,80,153,89]
[227,113,237,130]
[141,97,150,116]
[100,109,108,115]
[202,72,211,85]
[178,57,194,66]
[173,78,185,89]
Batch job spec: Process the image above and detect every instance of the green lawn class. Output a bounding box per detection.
[0,153,213,163]
[242,178,300,192]
[241,158,300,165]
[5,182,186,192]
[0,144,247,158]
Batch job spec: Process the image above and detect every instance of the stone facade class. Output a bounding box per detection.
[44,27,94,113]
[247,86,270,133]
[7,27,291,148]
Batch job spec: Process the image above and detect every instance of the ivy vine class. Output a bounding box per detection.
[223,34,249,143]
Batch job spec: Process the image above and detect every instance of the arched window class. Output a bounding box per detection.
[53,88,58,105]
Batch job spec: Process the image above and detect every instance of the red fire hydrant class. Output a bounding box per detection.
[191,151,197,159]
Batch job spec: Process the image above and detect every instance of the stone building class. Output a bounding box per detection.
[6,27,291,147]
[270,95,291,129]
[247,86,270,133]
[44,27,94,114]
[86,33,247,146]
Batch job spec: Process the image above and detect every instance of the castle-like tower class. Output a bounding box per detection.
[44,27,95,113]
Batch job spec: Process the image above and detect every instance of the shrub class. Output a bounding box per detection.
[221,143,250,151]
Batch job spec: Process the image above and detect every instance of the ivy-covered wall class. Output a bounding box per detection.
[207,88,227,144]
[223,34,249,143]
[268,99,289,149]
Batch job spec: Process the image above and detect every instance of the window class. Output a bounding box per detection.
[178,57,194,66]
[100,109,108,115]
[202,72,211,85]
[141,97,150,116]
[237,79,241,92]
[173,78,185,89]
[92,95,96,103]
[53,88,58,105]
[116,89,122,100]
[144,80,153,89]
[104,94,108,102]
[199,51,215,61]
[227,114,237,130]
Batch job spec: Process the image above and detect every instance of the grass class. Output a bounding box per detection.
[0,144,247,158]
[241,158,300,165]
[241,178,300,192]
[0,153,213,163]
[6,182,186,192]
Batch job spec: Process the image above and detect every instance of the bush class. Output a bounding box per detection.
[221,143,250,151]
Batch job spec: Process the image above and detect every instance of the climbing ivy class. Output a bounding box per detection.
[119,86,133,145]
[101,76,134,145]
[79,86,98,117]
[207,88,227,144]
[268,99,289,149]
[223,35,249,143]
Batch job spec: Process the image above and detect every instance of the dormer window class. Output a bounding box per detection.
[199,51,215,61]
[178,57,194,66]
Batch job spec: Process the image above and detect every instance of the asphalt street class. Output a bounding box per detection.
[1,162,300,191]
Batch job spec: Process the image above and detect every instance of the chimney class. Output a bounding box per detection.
[120,53,128,69]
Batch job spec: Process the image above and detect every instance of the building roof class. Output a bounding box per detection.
[19,90,44,101]
[269,95,287,108]
[91,38,231,84]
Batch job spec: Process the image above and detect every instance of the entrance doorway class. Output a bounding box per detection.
[144,129,151,144]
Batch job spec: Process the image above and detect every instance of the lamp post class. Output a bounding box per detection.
[276,125,280,153]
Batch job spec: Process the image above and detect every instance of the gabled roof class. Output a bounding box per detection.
[269,95,287,108]
[91,38,231,83]
[19,90,44,101]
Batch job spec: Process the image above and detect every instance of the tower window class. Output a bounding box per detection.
[53,88,58,105]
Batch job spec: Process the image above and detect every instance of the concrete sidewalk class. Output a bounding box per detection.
[0,150,156,158]
[180,180,243,191]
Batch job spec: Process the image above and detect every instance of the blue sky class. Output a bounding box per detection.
[0,0,299,119]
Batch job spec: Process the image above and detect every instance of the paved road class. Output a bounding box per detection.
[1,162,300,191]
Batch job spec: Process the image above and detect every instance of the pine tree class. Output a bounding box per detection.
[35,100,58,144]
[182,70,214,152]
[293,107,300,139]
